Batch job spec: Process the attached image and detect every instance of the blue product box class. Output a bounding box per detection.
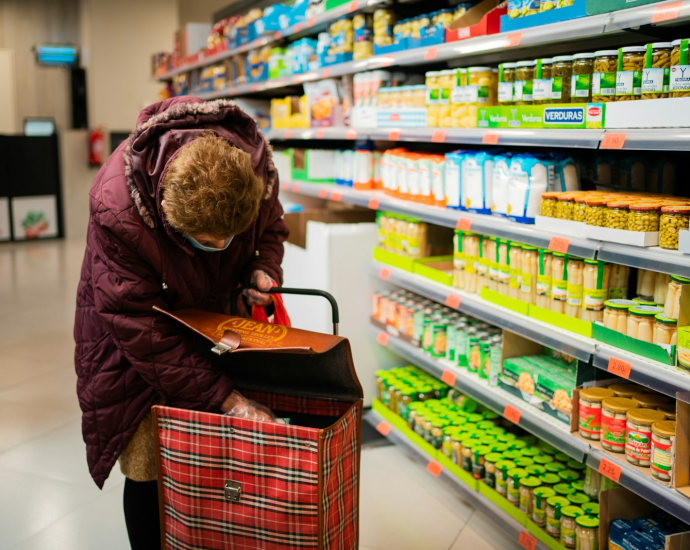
[500,0,587,31]
[407,24,447,49]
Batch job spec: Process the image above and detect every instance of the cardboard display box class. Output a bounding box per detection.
[480,286,530,316]
[528,304,594,338]
[535,216,587,237]
[446,0,505,42]
[605,97,690,129]
[289,149,337,182]
[413,256,454,287]
[584,225,659,247]
[500,0,587,32]
[284,206,376,249]
[593,323,676,366]
[587,0,668,15]
[677,284,690,373]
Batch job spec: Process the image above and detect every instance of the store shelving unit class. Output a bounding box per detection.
[365,408,554,550]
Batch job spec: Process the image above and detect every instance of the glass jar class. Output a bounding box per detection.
[601,397,638,453]
[437,70,454,128]
[566,258,584,319]
[605,200,632,230]
[483,452,503,488]
[571,53,594,103]
[581,502,599,516]
[555,194,576,220]
[461,438,478,472]
[603,299,636,334]
[628,203,661,232]
[573,196,588,222]
[552,56,574,103]
[654,314,677,346]
[567,492,590,506]
[625,408,665,467]
[508,243,522,300]
[558,469,580,484]
[664,275,690,319]
[507,468,527,506]
[495,460,516,496]
[637,268,657,301]
[628,305,663,342]
[425,71,441,127]
[532,487,556,527]
[463,232,480,294]
[642,42,672,99]
[654,273,670,305]
[520,246,539,305]
[616,46,645,101]
[593,50,618,102]
[609,264,630,299]
[546,496,570,539]
[670,39,690,98]
[651,420,675,481]
[498,62,516,105]
[551,253,568,314]
[519,476,542,515]
[541,192,560,217]
[560,506,584,549]
[585,198,607,226]
[631,392,671,409]
[659,404,676,420]
[575,516,599,550]
[578,387,615,440]
[582,259,610,323]
[514,61,535,105]
[498,239,511,296]
[536,250,553,310]
[660,206,690,250]
[533,58,553,104]
[539,473,561,488]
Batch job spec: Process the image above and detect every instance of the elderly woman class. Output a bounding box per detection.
[74,97,288,549]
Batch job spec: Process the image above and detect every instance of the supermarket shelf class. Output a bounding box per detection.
[586,448,690,525]
[598,242,690,279]
[365,409,553,550]
[372,261,595,362]
[281,181,600,258]
[370,324,590,461]
[605,129,690,152]
[267,127,359,140]
[606,0,690,32]
[593,344,690,402]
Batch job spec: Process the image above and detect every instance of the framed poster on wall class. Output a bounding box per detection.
[11,195,58,240]
[0,197,9,241]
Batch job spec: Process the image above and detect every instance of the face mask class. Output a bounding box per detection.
[186,235,233,252]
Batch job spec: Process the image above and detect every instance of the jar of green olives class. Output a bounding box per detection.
[605,201,632,230]
[541,192,560,217]
[552,56,574,103]
[616,46,645,101]
[629,203,661,232]
[555,194,575,220]
[593,50,618,102]
[571,53,594,102]
[585,198,607,227]
[660,205,690,249]
[573,196,588,222]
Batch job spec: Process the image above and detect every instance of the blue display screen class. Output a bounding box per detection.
[36,45,78,66]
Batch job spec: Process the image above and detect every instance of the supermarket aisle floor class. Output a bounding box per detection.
[0,239,519,550]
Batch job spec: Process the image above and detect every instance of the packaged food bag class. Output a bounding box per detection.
[507,155,556,224]
[462,151,494,215]
[492,154,512,217]
[445,151,465,210]
[552,155,579,192]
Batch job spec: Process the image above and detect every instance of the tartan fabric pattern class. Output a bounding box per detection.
[242,391,352,418]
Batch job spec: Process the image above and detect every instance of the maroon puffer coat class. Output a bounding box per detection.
[74,97,288,488]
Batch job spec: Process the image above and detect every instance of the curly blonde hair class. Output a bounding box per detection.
[161,133,264,239]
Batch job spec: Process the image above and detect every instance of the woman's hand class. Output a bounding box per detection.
[244,270,274,307]
[221,390,276,422]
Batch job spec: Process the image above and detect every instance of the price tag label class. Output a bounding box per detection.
[506,32,522,47]
[548,236,570,253]
[330,191,342,202]
[346,129,357,139]
[307,17,316,27]
[388,130,401,141]
[456,217,472,231]
[599,457,622,483]
[274,31,282,40]
[455,27,471,40]
[292,76,301,85]
[318,188,328,199]
[482,131,500,145]
[251,83,260,92]
[294,23,303,33]
[445,294,461,309]
[601,133,627,149]
[518,530,537,550]
[379,267,391,280]
[441,369,457,386]
[316,129,325,140]
[292,183,300,193]
[376,331,389,346]
[322,68,331,78]
[284,129,293,139]
[652,0,682,22]
[348,0,358,12]
[368,198,380,210]
[376,421,392,436]
[504,404,521,425]
[608,357,632,379]
[424,47,439,61]
[431,130,446,143]
[426,460,442,477]
[282,182,290,191]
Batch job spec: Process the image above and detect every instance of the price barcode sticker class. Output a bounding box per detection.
[506,32,522,47]
[388,130,401,141]
[652,0,682,23]
[330,191,342,202]
[441,369,457,386]
[518,530,537,550]
[368,198,380,210]
[608,357,632,379]
[456,217,472,231]
[316,129,325,139]
[482,131,500,145]
[346,129,357,139]
[284,129,293,139]
[379,267,391,280]
[431,130,446,143]
[601,133,627,149]
[424,47,439,61]
[318,189,328,199]
[599,457,622,483]
[426,460,442,477]
[548,236,570,253]
[376,331,389,346]
[504,404,521,425]
[445,294,461,309]
[292,183,300,193]
[376,421,392,436]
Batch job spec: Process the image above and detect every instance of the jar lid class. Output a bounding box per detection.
[485,452,503,463]
[554,483,575,495]
[661,205,690,213]
[630,203,662,211]
[516,60,536,67]
[552,252,566,258]
[567,459,586,471]
[605,299,637,310]
[555,452,570,462]
[671,275,690,284]
[580,387,615,402]
[631,393,671,408]
[655,313,678,325]
[633,297,657,307]
[568,492,590,505]
[522,245,539,251]
[586,198,607,206]
[576,516,600,529]
[468,67,493,73]
[496,459,517,471]
[511,440,527,450]
[622,46,646,52]
[630,305,664,317]
[561,505,584,518]
[539,473,561,485]
[573,53,595,60]
[534,487,556,498]
[652,420,676,437]
[607,201,633,209]
[545,462,566,473]
[608,383,639,397]
[520,476,542,488]
[603,397,639,412]
[582,502,600,515]
[507,467,527,478]
[499,432,517,442]
[534,454,554,465]
[558,469,580,482]
[651,42,673,48]
[571,480,585,492]
[594,50,618,56]
[521,446,540,457]
[552,55,574,62]
[547,495,571,508]
[526,465,547,476]
[501,62,518,69]
[557,194,575,202]
[515,457,535,468]
[659,404,676,418]
[627,408,666,424]
[542,191,561,199]
[672,39,685,46]
[536,58,553,64]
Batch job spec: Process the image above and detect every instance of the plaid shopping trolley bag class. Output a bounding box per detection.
[152,287,363,550]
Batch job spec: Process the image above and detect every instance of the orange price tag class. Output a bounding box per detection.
[601,133,627,149]
[608,357,632,379]
[284,129,293,139]
[251,83,259,92]
[652,1,682,22]
[376,331,389,346]
[282,182,290,191]
[330,191,342,202]
[292,76,301,85]
[368,198,380,210]
[456,217,472,231]
[379,267,391,280]
[316,129,325,139]
[388,130,401,141]
[322,68,331,78]
[348,0,358,12]
[376,421,392,436]
[548,236,570,253]
[424,47,439,61]
[518,530,537,550]
[274,31,282,40]
[426,460,442,477]
[431,130,446,143]
[318,188,328,199]
[483,131,500,145]
[441,369,457,386]
[346,129,357,139]
[504,404,521,425]
[294,23,303,33]
[599,457,622,483]
[292,183,300,193]
[445,294,461,309]
[505,32,522,47]
[307,17,316,27]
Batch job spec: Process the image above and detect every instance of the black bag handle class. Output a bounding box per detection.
[230,286,340,336]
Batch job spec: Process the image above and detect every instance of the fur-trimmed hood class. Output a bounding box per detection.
[123,96,277,230]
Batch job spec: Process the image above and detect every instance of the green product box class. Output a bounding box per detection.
[592,323,676,366]
[528,304,594,338]
[373,247,416,272]
[413,256,454,287]
[480,286,530,316]
[476,103,605,129]
[679,326,690,371]
[586,0,664,15]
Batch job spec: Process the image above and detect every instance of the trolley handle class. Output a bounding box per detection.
[231,286,340,336]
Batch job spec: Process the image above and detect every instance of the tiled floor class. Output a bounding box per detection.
[0,238,518,550]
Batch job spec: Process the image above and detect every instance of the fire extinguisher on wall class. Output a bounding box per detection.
[89,126,106,167]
